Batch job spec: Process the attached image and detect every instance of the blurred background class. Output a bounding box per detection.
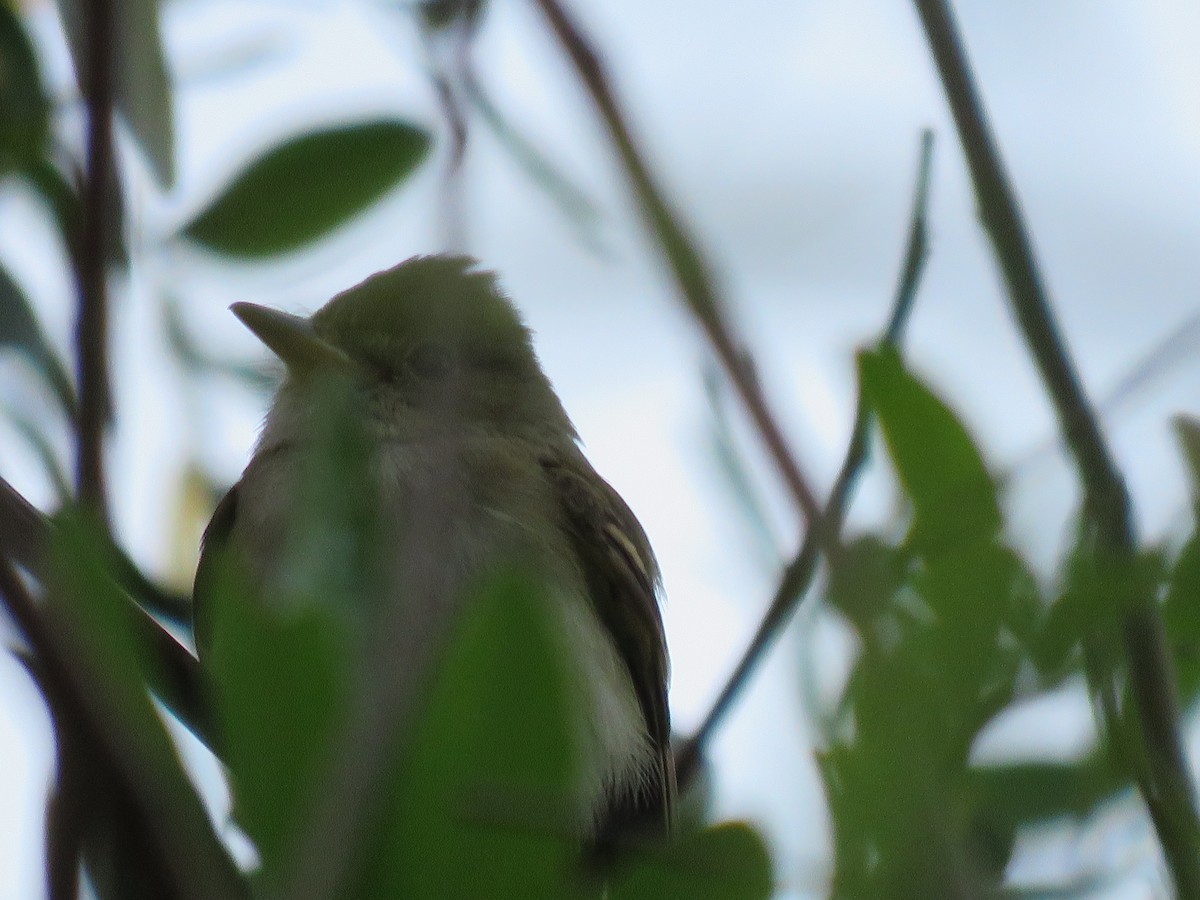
[3,0,1200,897]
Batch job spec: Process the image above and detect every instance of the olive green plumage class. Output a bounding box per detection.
[195,255,674,834]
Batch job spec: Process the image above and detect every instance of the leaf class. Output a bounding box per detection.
[966,758,1125,830]
[860,347,1000,554]
[183,120,431,257]
[1174,414,1200,506]
[206,556,352,875]
[361,570,579,900]
[203,374,371,876]
[608,822,774,900]
[0,260,77,415]
[0,3,50,172]
[56,0,174,185]
[826,536,906,634]
[1165,534,1200,708]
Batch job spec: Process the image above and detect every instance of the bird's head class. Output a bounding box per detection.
[233,255,577,447]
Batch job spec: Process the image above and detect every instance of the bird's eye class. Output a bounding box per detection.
[407,341,453,380]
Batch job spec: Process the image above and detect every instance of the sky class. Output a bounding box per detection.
[4,0,1200,897]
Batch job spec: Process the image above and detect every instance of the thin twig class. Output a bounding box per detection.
[676,131,935,787]
[911,0,1200,890]
[0,556,247,900]
[74,0,117,522]
[0,475,214,749]
[532,0,822,527]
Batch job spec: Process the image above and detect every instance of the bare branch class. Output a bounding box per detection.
[74,0,117,522]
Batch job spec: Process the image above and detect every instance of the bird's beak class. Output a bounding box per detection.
[231,302,352,374]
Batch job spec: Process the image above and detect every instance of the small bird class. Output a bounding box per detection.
[194,255,673,839]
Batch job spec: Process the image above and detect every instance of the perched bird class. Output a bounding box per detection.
[194,255,673,839]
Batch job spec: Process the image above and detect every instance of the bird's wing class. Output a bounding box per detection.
[540,451,675,834]
[192,483,240,660]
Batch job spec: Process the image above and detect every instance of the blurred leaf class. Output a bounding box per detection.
[0,3,50,172]
[1174,414,1200,506]
[0,259,77,415]
[24,156,127,268]
[46,510,244,897]
[1036,535,1166,683]
[608,822,773,900]
[206,555,351,876]
[57,0,174,185]
[204,374,372,876]
[911,540,1039,714]
[1165,534,1200,708]
[365,570,579,899]
[860,347,1000,554]
[966,758,1125,830]
[183,120,431,257]
[826,536,906,635]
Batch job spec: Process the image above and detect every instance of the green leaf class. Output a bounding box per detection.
[183,120,431,257]
[0,4,50,172]
[608,822,773,900]
[0,260,77,415]
[859,347,1000,554]
[1174,415,1200,506]
[57,0,174,185]
[966,758,1125,830]
[206,557,352,875]
[826,536,906,633]
[364,570,579,900]
[203,374,371,876]
[1165,534,1200,708]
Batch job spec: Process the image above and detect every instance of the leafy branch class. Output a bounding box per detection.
[911,0,1200,892]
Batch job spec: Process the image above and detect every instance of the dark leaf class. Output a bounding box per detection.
[1165,534,1200,708]
[183,120,431,257]
[966,757,1126,830]
[0,4,50,171]
[1174,414,1200,508]
[205,556,352,875]
[608,822,773,900]
[364,570,578,899]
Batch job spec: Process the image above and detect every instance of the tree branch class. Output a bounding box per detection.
[0,556,246,900]
[74,0,117,522]
[531,0,822,526]
[676,131,935,787]
[911,0,1200,890]
[0,475,213,749]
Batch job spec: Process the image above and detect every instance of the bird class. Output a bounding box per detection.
[193,254,673,844]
